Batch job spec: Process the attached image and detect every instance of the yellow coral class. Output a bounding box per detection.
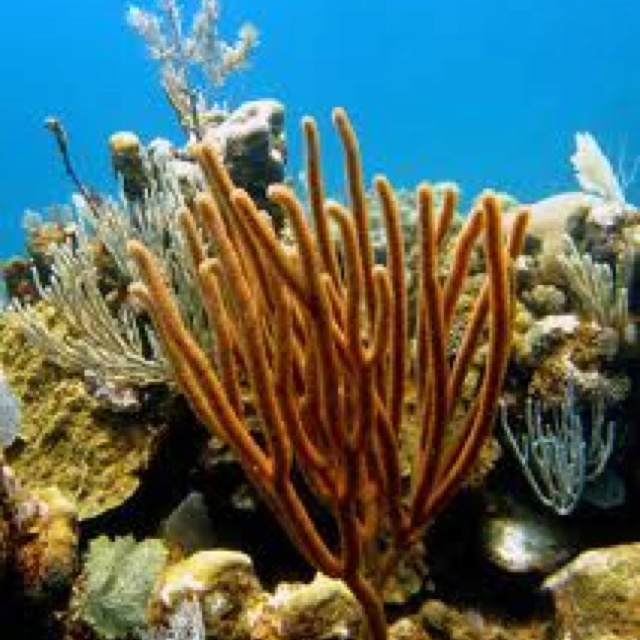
[0,310,160,519]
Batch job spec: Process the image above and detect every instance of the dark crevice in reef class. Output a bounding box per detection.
[80,396,207,545]
[425,490,555,623]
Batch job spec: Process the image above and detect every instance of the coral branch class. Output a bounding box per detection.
[128,109,524,640]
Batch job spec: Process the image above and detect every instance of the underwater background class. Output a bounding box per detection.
[1,0,640,257]
[2,2,640,639]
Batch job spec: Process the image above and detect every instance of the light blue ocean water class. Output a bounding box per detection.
[1,0,639,257]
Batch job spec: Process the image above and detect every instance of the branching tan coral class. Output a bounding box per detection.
[557,234,629,337]
[128,108,528,640]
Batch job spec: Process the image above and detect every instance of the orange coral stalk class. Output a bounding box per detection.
[128,109,526,640]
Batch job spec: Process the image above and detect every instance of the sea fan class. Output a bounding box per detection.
[78,536,168,639]
[571,132,625,204]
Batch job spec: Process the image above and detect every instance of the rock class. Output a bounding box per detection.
[389,618,431,640]
[13,487,79,603]
[150,548,261,640]
[543,543,640,640]
[158,549,256,610]
[418,599,520,640]
[203,99,286,230]
[159,491,217,555]
[481,498,574,575]
[513,254,537,291]
[521,314,579,363]
[521,284,567,316]
[255,573,362,640]
[512,192,591,267]
[382,540,428,605]
[109,131,150,202]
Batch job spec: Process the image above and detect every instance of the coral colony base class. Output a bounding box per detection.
[1,2,640,640]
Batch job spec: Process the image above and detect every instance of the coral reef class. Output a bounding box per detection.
[498,133,638,516]
[2,97,638,640]
[67,539,364,640]
[2,3,640,638]
[203,100,286,229]
[499,382,615,515]
[11,98,287,389]
[0,460,79,624]
[0,311,162,520]
[12,486,79,603]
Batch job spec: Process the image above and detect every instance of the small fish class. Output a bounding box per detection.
[0,372,21,448]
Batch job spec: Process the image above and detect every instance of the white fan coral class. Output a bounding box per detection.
[570,132,635,228]
[571,132,626,204]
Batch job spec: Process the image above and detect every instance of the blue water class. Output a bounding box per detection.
[1,0,639,257]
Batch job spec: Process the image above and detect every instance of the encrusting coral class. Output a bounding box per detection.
[0,312,162,520]
[127,108,528,640]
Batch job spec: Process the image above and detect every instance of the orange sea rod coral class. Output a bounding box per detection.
[128,108,528,640]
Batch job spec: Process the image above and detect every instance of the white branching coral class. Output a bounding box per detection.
[500,383,615,516]
[127,0,259,137]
